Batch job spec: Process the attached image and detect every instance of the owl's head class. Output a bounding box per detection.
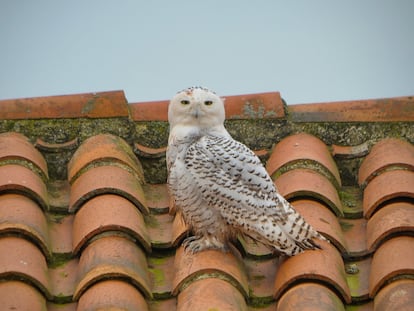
[168,86,226,130]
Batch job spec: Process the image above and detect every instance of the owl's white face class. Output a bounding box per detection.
[168,87,226,130]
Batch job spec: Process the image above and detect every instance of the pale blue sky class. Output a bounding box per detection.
[1,0,413,104]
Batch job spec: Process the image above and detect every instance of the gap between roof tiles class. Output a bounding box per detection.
[344,257,371,303]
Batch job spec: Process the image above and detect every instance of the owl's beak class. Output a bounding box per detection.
[191,105,201,119]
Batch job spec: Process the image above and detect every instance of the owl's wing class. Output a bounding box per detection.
[185,135,283,214]
[184,135,324,255]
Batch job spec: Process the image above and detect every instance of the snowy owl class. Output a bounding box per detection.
[166,86,327,256]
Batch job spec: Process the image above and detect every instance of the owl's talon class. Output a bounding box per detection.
[182,236,227,254]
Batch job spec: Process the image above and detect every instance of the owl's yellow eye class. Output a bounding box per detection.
[181,100,190,105]
[204,100,213,106]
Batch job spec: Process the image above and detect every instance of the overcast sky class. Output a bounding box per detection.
[1,1,413,104]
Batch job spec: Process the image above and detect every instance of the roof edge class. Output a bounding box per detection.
[129,91,286,121]
[1,90,412,123]
[0,90,129,120]
[289,96,414,122]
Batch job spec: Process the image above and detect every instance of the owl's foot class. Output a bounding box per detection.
[182,235,228,253]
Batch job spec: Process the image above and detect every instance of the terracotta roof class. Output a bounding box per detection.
[0,90,413,310]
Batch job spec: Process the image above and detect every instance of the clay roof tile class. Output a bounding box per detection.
[358,138,414,186]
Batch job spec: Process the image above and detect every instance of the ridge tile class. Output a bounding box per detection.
[0,90,129,119]
[289,96,414,122]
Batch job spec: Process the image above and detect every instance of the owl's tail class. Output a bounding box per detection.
[244,197,328,256]
[275,199,328,256]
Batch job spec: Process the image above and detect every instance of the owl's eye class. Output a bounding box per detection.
[180,100,190,105]
[204,100,213,106]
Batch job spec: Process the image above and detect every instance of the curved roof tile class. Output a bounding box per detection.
[366,202,414,252]
[274,168,343,217]
[68,134,145,184]
[0,194,50,259]
[172,247,249,298]
[359,138,414,186]
[274,240,351,303]
[363,170,414,218]
[74,236,151,300]
[171,211,190,248]
[77,280,148,311]
[369,236,414,297]
[72,194,150,254]
[176,278,248,311]
[277,283,345,311]
[0,165,48,210]
[267,132,341,187]
[0,237,50,298]
[0,281,47,310]
[69,165,148,214]
[0,132,48,180]
[374,279,414,311]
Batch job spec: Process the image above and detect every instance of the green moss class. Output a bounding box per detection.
[247,296,275,308]
[346,306,370,311]
[339,187,363,218]
[288,121,414,147]
[144,214,160,228]
[134,121,169,148]
[140,157,168,184]
[336,158,364,187]
[48,253,73,269]
[148,256,168,265]
[345,263,363,302]
[48,303,69,309]
[2,115,413,192]
[148,267,165,287]
[339,220,354,232]
[226,119,289,150]
[339,190,356,206]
